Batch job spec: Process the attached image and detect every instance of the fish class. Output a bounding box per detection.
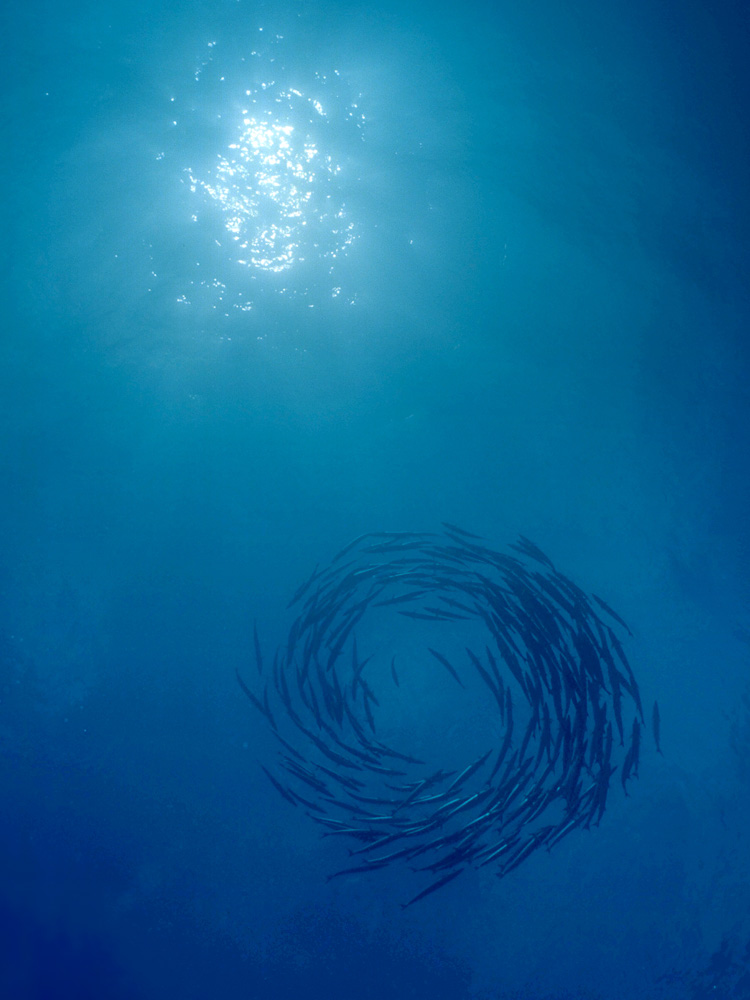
[241,527,642,901]
[466,647,499,698]
[287,563,322,608]
[620,745,635,796]
[509,535,555,570]
[444,749,493,794]
[235,668,272,723]
[652,700,663,756]
[326,861,389,881]
[362,690,376,733]
[488,720,514,783]
[428,647,466,688]
[252,620,264,674]
[260,765,299,808]
[400,868,465,909]
[393,780,427,813]
[372,591,428,607]
[390,656,400,687]
[630,716,642,778]
[591,592,633,636]
[498,833,544,877]
[441,522,484,539]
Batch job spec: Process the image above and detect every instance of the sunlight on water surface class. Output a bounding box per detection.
[168,32,365,316]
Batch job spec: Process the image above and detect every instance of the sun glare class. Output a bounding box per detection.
[187,97,354,274]
[167,35,365,313]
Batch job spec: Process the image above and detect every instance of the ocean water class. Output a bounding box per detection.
[2,0,749,997]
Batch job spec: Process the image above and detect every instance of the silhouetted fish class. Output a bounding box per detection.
[238,524,642,903]
[400,868,465,909]
[428,647,466,688]
[652,700,663,756]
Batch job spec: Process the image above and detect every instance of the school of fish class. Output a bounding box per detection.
[238,525,652,908]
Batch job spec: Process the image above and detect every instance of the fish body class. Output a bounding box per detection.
[400,868,465,909]
[428,647,466,688]
[652,700,663,755]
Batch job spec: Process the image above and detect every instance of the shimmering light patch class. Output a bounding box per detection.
[186,104,354,274]
[159,33,366,317]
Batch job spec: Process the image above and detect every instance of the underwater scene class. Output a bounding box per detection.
[2,0,750,997]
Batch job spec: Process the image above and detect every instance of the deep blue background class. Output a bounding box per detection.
[2,0,750,996]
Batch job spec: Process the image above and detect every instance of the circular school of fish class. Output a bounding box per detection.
[239,525,644,908]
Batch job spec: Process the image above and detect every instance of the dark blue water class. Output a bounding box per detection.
[2,0,749,997]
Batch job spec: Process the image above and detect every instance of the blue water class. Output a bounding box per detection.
[2,0,750,997]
